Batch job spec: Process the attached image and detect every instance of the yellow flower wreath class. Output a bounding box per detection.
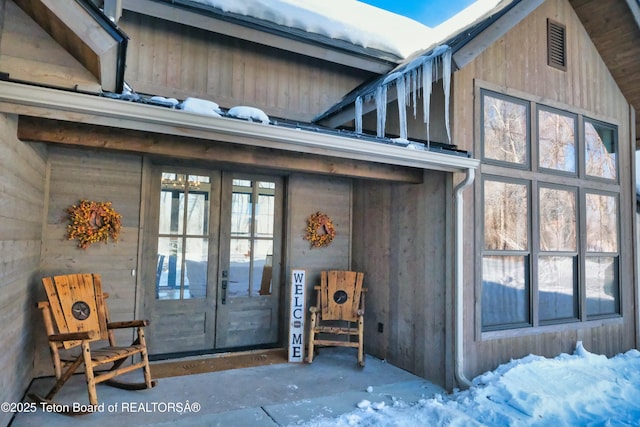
[66,200,122,249]
[304,211,336,248]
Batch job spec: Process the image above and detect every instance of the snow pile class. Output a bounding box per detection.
[227,106,270,124]
[293,342,640,427]
[191,0,432,58]
[179,97,223,117]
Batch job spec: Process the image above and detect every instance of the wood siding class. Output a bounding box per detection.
[0,1,100,92]
[0,113,46,427]
[285,174,352,342]
[352,170,451,387]
[35,146,144,376]
[119,10,375,122]
[452,0,635,380]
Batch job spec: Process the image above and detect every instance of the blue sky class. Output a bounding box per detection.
[358,0,476,27]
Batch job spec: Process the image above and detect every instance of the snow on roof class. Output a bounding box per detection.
[189,0,434,58]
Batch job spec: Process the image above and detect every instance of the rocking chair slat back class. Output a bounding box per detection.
[42,274,107,349]
[321,270,364,322]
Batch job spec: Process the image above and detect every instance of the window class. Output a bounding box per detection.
[480,90,620,332]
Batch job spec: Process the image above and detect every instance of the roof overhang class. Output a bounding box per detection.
[570,0,640,147]
[120,0,399,75]
[0,80,479,173]
[13,0,128,93]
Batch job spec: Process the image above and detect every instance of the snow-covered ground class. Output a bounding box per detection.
[293,342,640,427]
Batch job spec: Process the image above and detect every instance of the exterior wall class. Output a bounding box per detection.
[34,146,144,376]
[0,113,46,427]
[119,10,375,122]
[452,0,635,380]
[0,1,100,92]
[285,174,352,338]
[352,170,451,387]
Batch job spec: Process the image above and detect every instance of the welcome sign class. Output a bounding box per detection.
[289,269,306,362]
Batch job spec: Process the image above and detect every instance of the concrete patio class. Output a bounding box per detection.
[9,348,444,427]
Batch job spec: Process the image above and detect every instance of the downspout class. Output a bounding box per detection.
[454,167,475,388]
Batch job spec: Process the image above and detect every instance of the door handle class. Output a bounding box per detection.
[221,279,228,304]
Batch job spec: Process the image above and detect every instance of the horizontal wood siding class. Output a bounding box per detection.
[0,113,46,427]
[352,170,450,386]
[452,0,635,380]
[35,146,144,376]
[120,11,374,122]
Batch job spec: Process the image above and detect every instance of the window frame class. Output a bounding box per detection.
[477,88,622,335]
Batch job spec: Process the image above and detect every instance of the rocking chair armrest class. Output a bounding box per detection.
[48,331,98,342]
[309,307,320,313]
[107,320,149,329]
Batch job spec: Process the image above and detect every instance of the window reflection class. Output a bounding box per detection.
[585,121,617,180]
[538,109,576,173]
[156,173,210,300]
[228,179,276,297]
[482,94,528,165]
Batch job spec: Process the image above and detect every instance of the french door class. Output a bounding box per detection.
[145,168,282,355]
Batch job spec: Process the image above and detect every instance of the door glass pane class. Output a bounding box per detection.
[185,238,208,299]
[157,172,210,300]
[539,187,576,251]
[585,193,618,252]
[252,240,274,296]
[538,256,577,322]
[256,194,274,237]
[482,256,529,328]
[156,237,182,300]
[585,121,617,180]
[482,93,528,165]
[586,257,618,316]
[227,179,277,298]
[231,193,252,235]
[229,238,251,297]
[484,180,528,250]
[538,109,576,173]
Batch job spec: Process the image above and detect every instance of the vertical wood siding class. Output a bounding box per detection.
[453,0,635,379]
[286,174,352,339]
[35,146,144,376]
[119,11,374,122]
[0,113,46,427]
[352,171,450,386]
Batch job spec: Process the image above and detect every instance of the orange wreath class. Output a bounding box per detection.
[66,200,122,249]
[304,211,336,248]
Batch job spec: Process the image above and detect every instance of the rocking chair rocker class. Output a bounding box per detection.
[30,273,157,415]
[307,270,366,366]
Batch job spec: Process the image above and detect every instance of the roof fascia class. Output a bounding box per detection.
[13,0,128,93]
[0,81,478,172]
[121,0,398,74]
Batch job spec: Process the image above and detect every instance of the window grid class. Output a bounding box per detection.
[480,89,620,332]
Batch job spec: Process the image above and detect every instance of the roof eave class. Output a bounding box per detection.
[0,80,478,173]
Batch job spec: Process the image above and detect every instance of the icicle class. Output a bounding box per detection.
[396,75,407,140]
[411,69,418,119]
[375,85,387,138]
[355,96,363,134]
[442,48,452,144]
[422,58,433,146]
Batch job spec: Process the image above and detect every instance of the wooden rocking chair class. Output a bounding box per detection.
[307,271,366,366]
[30,273,157,415]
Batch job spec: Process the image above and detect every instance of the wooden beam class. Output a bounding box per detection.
[17,116,423,183]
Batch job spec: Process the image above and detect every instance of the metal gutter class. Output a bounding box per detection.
[0,81,479,173]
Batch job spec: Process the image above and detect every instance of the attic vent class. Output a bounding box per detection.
[547,19,567,70]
